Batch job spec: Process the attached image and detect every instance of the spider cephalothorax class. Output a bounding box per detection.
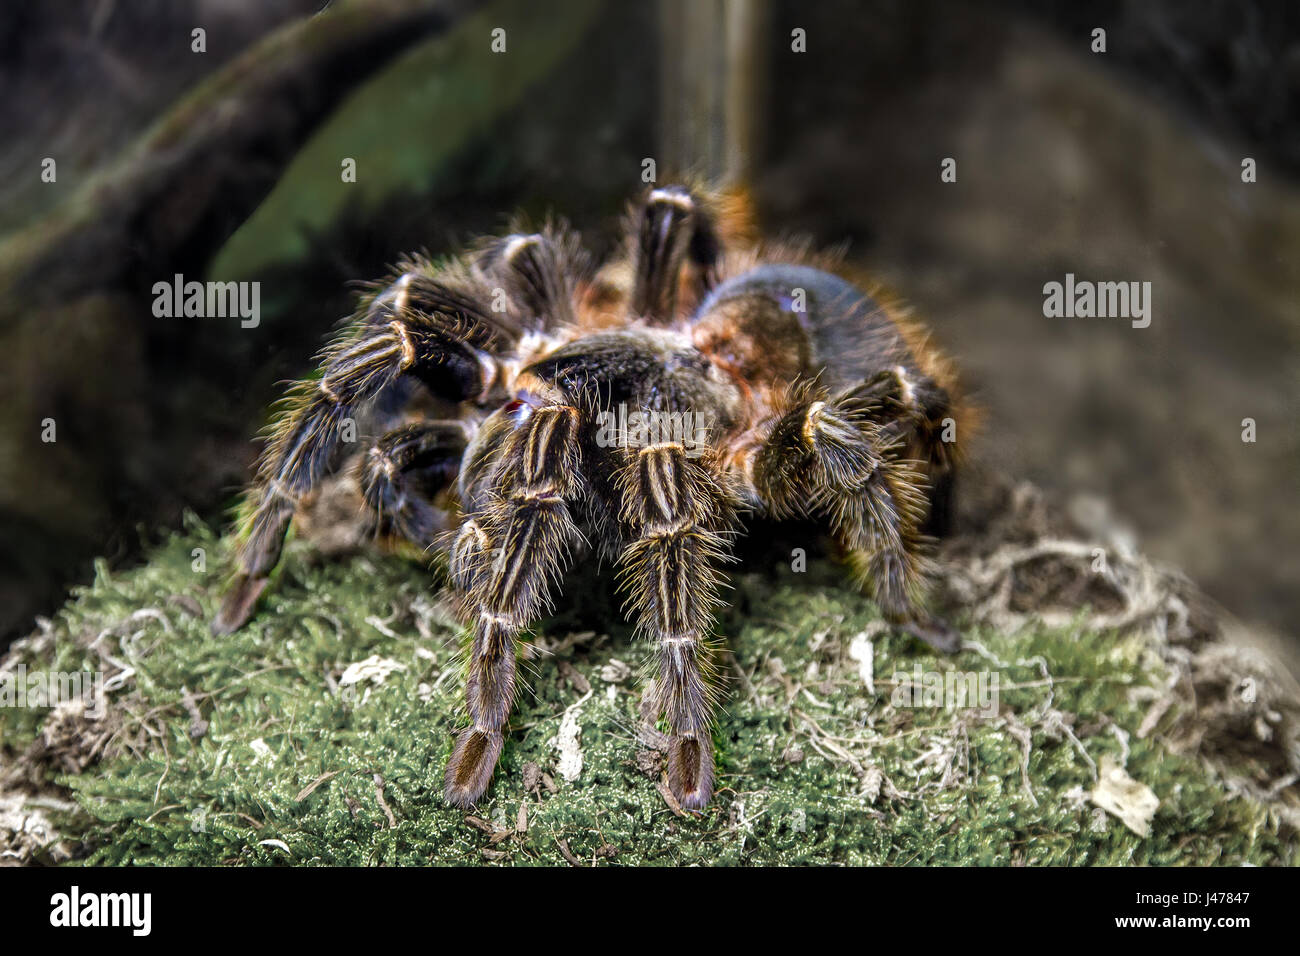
[213,184,965,811]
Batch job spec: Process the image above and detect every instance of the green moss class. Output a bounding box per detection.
[1,519,1294,866]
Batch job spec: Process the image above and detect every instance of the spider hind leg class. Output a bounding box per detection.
[629,184,722,325]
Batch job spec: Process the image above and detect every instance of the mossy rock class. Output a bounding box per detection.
[2,497,1296,867]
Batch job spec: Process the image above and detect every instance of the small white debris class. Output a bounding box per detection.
[861,766,884,804]
[1253,715,1275,742]
[1061,784,1090,812]
[364,616,402,640]
[0,793,71,863]
[847,632,875,694]
[550,691,593,783]
[599,658,632,684]
[259,839,292,856]
[1090,755,1159,837]
[45,693,106,727]
[249,737,275,766]
[339,655,407,688]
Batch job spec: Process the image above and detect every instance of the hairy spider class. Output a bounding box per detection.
[213,184,966,811]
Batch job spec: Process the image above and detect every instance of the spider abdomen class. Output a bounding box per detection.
[692,263,917,394]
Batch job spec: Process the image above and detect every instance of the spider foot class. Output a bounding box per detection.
[444,728,504,808]
[211,573,269,636]
[899,614,962,655]
[667,735,715,811]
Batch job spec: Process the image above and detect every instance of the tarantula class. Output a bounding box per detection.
[212,184,965,811]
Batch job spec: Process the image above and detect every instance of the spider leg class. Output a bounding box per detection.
[617,441,734,809]
[629,184,721,324]
[474,228,579,331]
[744,384,960,653]
[213,267,515,635]
[444,401,586,807]
[357,420,468,548]
[843,367,959,538]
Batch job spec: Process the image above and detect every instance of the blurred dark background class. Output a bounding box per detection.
[1,0,1295,668]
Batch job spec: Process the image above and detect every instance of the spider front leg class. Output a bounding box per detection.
[747,387,961,653]
[617,441,733,809]
[212,272,511,635]
[444,402,586,807]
